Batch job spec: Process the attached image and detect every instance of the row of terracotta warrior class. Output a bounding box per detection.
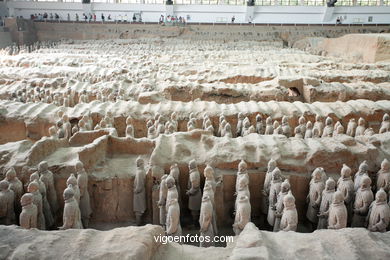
[48,109,390,141]
[0,161,92,230]
[155,158,390,247]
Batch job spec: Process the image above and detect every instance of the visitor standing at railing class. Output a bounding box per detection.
[101,14,105,23]
[231,16,235,23]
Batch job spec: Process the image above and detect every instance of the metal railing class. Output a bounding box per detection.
[8,0,390,5]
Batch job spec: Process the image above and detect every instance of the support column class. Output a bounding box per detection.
[245,1,255,23]
[322,6,334,23]
[166,0,174,17]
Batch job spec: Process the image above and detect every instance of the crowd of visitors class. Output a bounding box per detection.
[28,12,143,23]
[159,15,186,25]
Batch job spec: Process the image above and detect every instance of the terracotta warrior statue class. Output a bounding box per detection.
[233,195,251,236]
[261,159,277,217]
[264,116,273,135]
[367,188,390,232]
[236,160,249,194]
[165,175,178,223]
[351,175,374,227]
[337,164,355,225]
[355,117,366,136]
[376,159,390,193]
[346,118,357,137]
[241,117,251,136]
[170,112,178,132]
[280,191,298,232]
[379,113,390,134]
[203,182,217,236]
[27,181,45,229]
[306,168,325,228]
[30,172,54,229]
[274,179,290,232]
[157,175,168,228]
[313,114,324,137]
[19,193,37,229]
[219,120,227,137]
[268,167,283,227]
[187,159,202,227]
[317,177,336,229]
[294,126,303,138]
[354,161,369,192]
[328,191,347,230]
[224,123,233,138]
[321,117,333,137]
[62,114,72,140]
[297,116,306,135]
[236,112,244,137]
[76,161,92,228]
[0,180,15,225]
[125,116,135,138]
[236,172,250,213]
[169,163,181,206]
[4,167,23,218]
[256,114,264,135]
[59,184,83,230]
[304,121,313,139]
[281,116,291,137]
[66,174,80,204]
[38,161,58,217]
[133,157,146,226]
[199,195,214,247]
[166,198,182,238]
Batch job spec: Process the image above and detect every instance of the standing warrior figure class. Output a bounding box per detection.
[306,168,325,228]
[264,117,273,135]
[367,188,390,232]
[236,113,244,137]
[317,177,336,229]
[133,157,146,226]
[38,161,59,216]
[261,159,277,217]
[199,195,214,248]
[158,175,168,228]
[76,161,92,228]
[267,167,283,227]
[30,172,54,229]
[313,114,324,137]
[186,159,202,227]
[337,164,355,225]
[376,159,390,193]
[256,114,264,135]
[328,191,347,230]
[355,117,366,136]
[27,181,45,229]
[236,160,249,194]
[204,164,218,235]
[274,179,290,232]
[233,195,251,236]
[59,184,83,230]
[321,117,334,137]
[352,175,374,227]
[281,116,291,137]
[297,116,306,135]
[4,167,23,218]
[166,198,182,239]
[0,180,15,225]
[66,174,80,204]
[280,191,298,232]
[354,161,369,192]
[379,113,390,134]
[346,118,357,137]
[20,193,38,229]
[169,163,181,206]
